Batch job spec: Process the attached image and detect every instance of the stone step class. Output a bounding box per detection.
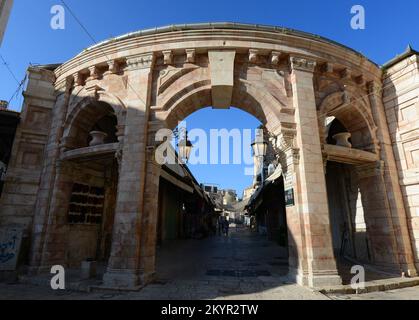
[319,277,419,295]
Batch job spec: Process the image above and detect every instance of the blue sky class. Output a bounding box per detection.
[1,0,418,195]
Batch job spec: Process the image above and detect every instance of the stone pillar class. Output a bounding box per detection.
[138,144,161,283]
[103,53,156,289]
[367,82,417,276]
[289,56,341,288]
[355,161,401,269]
[277,136,309,285]
[29,77,73,272]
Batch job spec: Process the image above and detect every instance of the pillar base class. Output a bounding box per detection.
[102,268,141,289]
[308,272,342,289]
[287,267,342,288]
[287,267,308,286]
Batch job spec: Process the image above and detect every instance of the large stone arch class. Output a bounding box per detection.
[157,81,284,134]
[6,23,414,290]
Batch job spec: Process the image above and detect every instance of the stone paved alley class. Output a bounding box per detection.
[1,226,419,300]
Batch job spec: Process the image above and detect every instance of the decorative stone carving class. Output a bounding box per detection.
[89,131,108,146]
[367,81,382,96]
[73,72,84,86]
[290,56,317,73]
[208,50,236,108]
[125,53,156,70]
[340,68,352,80]
[185,49,196,63]
[355,75,365,85]
[270,51,281,65]
[105,60,119,75]
[162,50,173,65]
[248,49,259,63]
[87,65,99,81]
[333,132,352,148]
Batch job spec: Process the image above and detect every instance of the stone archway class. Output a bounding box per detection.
[3,23,414,289]
[102,49,343,289]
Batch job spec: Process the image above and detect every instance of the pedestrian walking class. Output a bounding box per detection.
[223,218,230,236]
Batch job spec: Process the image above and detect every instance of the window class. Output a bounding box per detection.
[68,183,105,225]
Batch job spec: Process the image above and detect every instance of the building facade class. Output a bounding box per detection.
[1,23,419,289]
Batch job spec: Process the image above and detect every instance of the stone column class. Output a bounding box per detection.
[367,82,417,276]
[355,161,400,269]
[276,135,309,285]
[289,56,341,288]
[103,53,156,289]
[138,144,161,283]
[29,77,73,272]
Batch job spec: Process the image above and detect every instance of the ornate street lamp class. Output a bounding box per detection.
[178,130,193,163]
[251,134,268,184]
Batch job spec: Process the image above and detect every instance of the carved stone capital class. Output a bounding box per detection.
[162,50,173,65]
[87,65,99,81]
[125,53,156,71]
[340,68,352,80]
[105,60,119,75]
[270,51,281,65]
[275,131,300,167]
[277,131,297,150]
[248,49,259,63]
[73,72,84,86]
[367,81,382,95]
[290,56,317,73]
[185,49,196,63]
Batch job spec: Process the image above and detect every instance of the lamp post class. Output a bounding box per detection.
[178,130,193,163]
[251,134,268,185]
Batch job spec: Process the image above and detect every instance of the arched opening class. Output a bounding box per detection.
[154,105,289,289]
[63,100,119,150]
[322,98,400,283]
[57,101,121,275]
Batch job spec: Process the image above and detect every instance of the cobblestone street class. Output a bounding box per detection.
[0,227,326,300]
[2,226,419,300]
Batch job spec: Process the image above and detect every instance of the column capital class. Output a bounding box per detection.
[105,59,119,75]
[367,81,383,95]
[162,50,173,65]
[87,65,99,81]
[72,72,84,87]
[185,49,196,63]
[125,52,156,71]
[355,160,384,179]
[290,56,317,73]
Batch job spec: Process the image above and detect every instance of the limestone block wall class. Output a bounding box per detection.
[383,53,419,269]
[0,67,55,232]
